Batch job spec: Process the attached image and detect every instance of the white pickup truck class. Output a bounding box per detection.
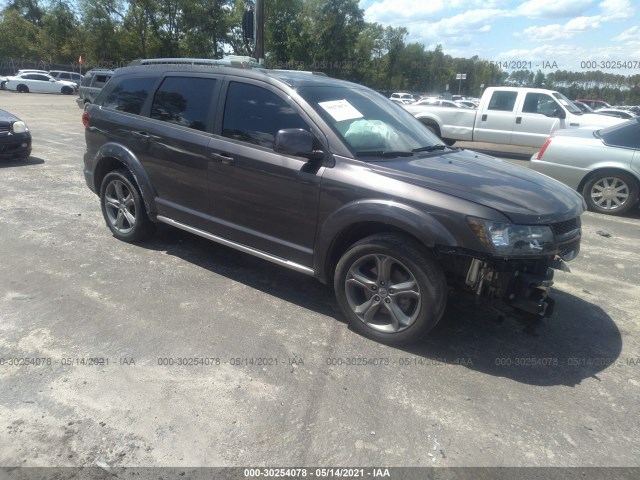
[404,87,623,148]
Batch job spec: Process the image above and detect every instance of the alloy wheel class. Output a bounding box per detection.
[344,254,422,333]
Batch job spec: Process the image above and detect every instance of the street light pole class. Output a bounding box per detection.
[255,0,264,64]
[456,73,467,95]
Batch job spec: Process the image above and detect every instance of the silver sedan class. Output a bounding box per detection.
[530,118,640,215]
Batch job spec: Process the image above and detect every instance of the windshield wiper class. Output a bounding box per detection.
[355,150,414,158]
[412,144,456,153]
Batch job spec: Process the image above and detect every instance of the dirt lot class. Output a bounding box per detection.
[1,92,639,470]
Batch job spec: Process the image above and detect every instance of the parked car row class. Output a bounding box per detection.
[2,71,79,95]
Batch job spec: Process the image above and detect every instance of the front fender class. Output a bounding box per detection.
[314,199,458,283]
[93,142,158,216]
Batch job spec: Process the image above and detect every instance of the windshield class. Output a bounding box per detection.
[296,85,441,158]
[553,92,583,115]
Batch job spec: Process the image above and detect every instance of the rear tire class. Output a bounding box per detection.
[582,171,639,215]
[17,85,29,93]
[334,233,447,345]
[100,170,154,242]
[422,121,440,138]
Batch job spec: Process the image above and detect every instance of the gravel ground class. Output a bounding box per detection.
[0,91,639,471]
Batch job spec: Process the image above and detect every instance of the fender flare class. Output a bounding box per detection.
[93,142,158,216]
[314,199,458,283]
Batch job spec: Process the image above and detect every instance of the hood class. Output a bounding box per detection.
[578,113,624,127]
[368,149,585,224]
[0,109,20,124]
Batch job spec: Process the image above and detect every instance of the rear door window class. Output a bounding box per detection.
[487,91,518,112]
[102,77,156,115]
[150,76,217,132]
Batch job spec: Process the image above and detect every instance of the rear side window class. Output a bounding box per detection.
[151,76,216,132]
[222,82,308,148]
[599,120,640,149]
[93,74,111,87]
[488,91,518,112]
[102,77,156,115]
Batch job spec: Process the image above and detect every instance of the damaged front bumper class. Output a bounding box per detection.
[440,216,581,323]
[464,257,557,321]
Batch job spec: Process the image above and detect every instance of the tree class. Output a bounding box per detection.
[0,8,41,60]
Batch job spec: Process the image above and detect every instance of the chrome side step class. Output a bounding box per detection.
[156,215,315,276]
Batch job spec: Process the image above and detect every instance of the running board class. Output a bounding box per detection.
[156,215,315,276]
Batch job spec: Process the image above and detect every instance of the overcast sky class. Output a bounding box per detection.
[359,0,640,73]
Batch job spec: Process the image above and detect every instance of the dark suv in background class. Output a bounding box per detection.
[82,59,584,345]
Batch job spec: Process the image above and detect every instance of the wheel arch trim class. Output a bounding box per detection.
[93,143,157,215]
[314,199,458,283]
[577,165,640,193]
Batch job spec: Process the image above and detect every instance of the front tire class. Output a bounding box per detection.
[100,170,154,242]
[61,86,73,95]
[583,171,639,215]
[334,234,447,345]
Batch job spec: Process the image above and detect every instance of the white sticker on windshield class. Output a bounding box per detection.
[318,99,364,122]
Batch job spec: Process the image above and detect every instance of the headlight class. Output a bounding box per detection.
[11,121,28,134]
[467,217,556,256]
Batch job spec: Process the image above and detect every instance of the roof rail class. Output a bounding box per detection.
[129,56,264,69]
[269,70,327,76]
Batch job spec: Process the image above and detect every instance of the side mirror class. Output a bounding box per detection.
[550,107,566,119]
[274,128,323,161]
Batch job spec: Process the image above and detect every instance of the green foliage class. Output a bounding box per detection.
[1,0,638,104]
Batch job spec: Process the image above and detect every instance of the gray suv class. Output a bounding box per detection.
[82,60,584,345]
[76,69,113,108]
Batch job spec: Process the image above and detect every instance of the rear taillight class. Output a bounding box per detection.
[537,135,553,159]
[82,111,90,129]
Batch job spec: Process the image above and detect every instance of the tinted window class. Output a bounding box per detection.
[598,120,640,149]
[488,91,517,112]
[102,77,156,115]
[94,74,111,86]
[522,93,558,115]
[222,82,308,148]
[60,73,70,80]
[151,76,216,132]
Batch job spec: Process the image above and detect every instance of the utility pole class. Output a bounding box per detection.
[255,0,264,64]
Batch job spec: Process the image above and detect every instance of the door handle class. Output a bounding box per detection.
[481,114,487,121]
[211,152,235,165]
[132,131,149,139]
[516,116,522,124]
